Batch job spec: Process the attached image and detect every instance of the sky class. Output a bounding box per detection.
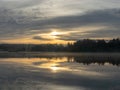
[0,0,120,44]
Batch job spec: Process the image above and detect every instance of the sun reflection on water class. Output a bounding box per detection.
[0,57,111,76]
[50,66,59,72]
[27,57,70,72]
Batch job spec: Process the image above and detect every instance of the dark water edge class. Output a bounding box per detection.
[0,52,120,57]
[0,52,120,66]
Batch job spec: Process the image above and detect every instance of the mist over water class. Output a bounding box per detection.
[0,53,120,90]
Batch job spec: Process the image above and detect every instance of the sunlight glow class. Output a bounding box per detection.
[50,31,60,36]
[2,30,75,44]
[49,31,64,40]
[50,66,59,71]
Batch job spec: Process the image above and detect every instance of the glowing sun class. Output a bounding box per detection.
[50,31,60,36]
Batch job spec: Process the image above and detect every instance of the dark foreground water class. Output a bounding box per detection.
[0,53,120,90]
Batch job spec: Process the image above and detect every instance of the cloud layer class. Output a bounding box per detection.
[0,0,120,43]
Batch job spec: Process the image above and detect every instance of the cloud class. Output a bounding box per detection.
[33,36,53,41]
[0,0,120,43]
[1,9,120,41]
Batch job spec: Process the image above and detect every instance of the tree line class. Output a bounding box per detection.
[0,38,120,52]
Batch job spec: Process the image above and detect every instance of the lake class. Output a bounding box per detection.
[0,52,120,90]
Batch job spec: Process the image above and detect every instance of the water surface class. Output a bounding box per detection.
[0,53,120,90]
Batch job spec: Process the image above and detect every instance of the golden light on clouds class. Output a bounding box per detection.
[0,0,119,44]
[49,30,68,40]
[1,38,69,44]
[1,36,73,44]
[50,31,60,36]
[0,26,107,44]
[32,29,72,44]
[36,30,63,40]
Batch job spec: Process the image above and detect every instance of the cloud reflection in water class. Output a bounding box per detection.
[0,54,120,90]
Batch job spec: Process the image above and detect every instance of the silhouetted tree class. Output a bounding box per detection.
[0,38,120,52]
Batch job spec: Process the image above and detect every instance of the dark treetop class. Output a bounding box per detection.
[0,38,120,52]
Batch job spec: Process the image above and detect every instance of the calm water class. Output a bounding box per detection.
[0,53,120,90]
